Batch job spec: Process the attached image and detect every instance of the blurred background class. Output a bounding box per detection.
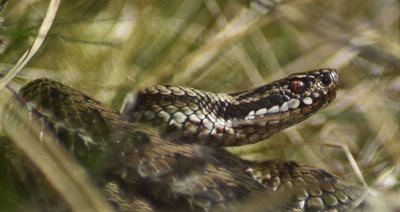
[0,0,399,210]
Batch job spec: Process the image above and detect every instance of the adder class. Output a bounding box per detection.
[1,69,364,211]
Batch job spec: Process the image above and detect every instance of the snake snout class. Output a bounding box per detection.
[319,68,339,87]
[330,69,340,85]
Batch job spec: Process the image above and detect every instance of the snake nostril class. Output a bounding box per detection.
[289,79,307,94]
[320,72,336,87]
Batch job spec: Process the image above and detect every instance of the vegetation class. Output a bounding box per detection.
[0,0,399,210]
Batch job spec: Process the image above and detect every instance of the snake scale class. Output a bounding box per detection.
[1,69,363,211]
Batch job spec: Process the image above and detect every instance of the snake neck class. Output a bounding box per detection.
[123,69,338,147]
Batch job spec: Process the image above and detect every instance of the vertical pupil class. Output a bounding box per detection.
[289,79,306,94]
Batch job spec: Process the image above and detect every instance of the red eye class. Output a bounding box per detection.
[289,79,307,94]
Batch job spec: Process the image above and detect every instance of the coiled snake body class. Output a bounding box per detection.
[1,69,363,211]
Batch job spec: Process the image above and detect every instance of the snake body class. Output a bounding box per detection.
[126,69,338,147]
[1,69,363,211]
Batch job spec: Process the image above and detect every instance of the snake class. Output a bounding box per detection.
[1,68,364,211]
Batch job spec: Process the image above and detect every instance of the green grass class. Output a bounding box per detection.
[0,0,399,210]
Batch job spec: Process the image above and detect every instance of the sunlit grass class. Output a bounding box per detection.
[0,0,399,210]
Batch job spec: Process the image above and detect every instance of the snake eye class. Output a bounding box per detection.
[289,79,307,94]
[320,72,334,87]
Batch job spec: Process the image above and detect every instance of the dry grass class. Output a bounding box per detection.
[0,0,399,210]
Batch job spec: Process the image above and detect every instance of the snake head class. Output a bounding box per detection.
[229,68,339,144]
[285,68,339,110]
